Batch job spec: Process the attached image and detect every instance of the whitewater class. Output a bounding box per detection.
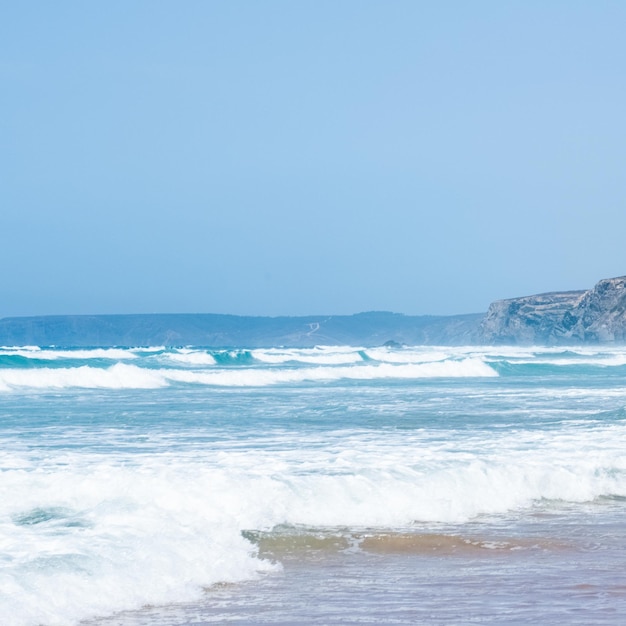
[1,344,626,624]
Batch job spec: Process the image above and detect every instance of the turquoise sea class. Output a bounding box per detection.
[1,344,626,625]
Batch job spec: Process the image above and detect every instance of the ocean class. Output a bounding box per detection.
[1,344,626,625]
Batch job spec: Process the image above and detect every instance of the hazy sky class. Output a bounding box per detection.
[2,1,625,317]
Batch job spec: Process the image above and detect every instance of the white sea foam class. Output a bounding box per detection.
[160,349,217,366]
[0,357,498,392]
[364,347,453,363]
[0,345,42,352]
[0,460,276,626]
[511,354,626,367]
[252,346,365,365]
[0,363,166,391]
[2,420,626,625]
[0,347,139,360]
[5,344,626,626]
[167,358,498,386]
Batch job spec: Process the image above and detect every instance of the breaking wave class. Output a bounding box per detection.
[2,420,626,625]
[4,344,626,392]
[0,358,497,391]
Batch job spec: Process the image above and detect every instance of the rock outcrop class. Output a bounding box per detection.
[569,276,626,342]
[480,276,626,344]
[2,277,624,347]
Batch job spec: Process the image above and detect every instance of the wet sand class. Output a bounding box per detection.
[88,505,626,625]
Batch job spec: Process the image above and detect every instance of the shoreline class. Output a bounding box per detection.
[84,507,626,625]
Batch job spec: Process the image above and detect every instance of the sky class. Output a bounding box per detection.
[2,1,625,317]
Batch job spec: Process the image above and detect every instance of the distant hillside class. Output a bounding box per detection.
[0,311,484,348]
[3,275,624,347]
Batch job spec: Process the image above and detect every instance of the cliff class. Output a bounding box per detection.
[480,276,626,344]
[2,276,625,347]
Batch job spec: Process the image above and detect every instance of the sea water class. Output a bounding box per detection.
[1,345,626,625]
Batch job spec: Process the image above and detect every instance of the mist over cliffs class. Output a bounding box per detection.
[1,276,624,346]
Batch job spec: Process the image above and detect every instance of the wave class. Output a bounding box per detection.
[4,344,626,392]
[0,358,498,391]
[3,344,626,365]
[0,461,276,626]
[252,346,366,365]
[158,349,217,366]
[169,358,498,386]
[501,354,626,367]
[0,347,139,361]
[152,349,256,367]
[0,363,166,391]
[2,420,626,625]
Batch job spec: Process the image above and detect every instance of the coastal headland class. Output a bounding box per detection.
[1,276,624,347]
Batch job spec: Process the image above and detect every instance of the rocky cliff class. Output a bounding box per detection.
[480,276,626,344]
[2,277,624,347]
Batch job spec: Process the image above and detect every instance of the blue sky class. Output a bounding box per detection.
[2,1,625,317]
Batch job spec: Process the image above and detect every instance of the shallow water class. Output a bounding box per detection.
[1,345,626,625]
[87,506,626,625]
